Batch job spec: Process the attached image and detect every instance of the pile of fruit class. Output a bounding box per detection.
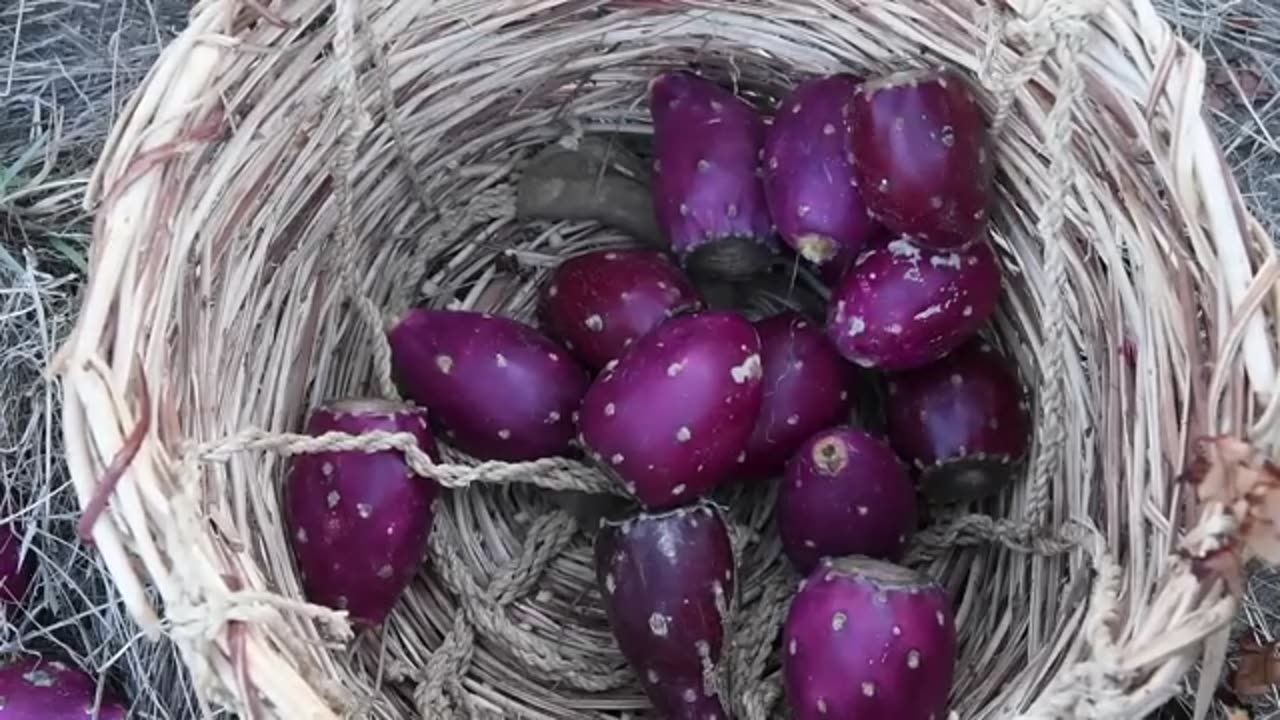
[280,67,1032,720]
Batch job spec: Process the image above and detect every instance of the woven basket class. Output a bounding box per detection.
[54,0,1280,718]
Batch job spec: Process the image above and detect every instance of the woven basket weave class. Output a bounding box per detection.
[54,0,1280,718]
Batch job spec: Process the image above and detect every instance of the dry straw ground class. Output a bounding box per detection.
[0,0,1277,718]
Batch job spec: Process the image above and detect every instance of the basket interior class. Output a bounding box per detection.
[87,1,1280,718]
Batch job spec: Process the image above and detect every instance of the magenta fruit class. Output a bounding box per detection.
[825,236,1001,371]
[577,311,764,509]
[784,556,957,720]
[285,398,441,626]
[885,339,1031,503]
[650,70,778,279]
[850,68,992,247]
[776,427,917,572]
[0,655,128,719]
[763,74,879,266]
[739,313,853,479]
[594,500,735,719]
[388,309,589,461]
[541,249,705,371]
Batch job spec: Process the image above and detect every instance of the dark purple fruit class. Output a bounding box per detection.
[285,399,441,626]
[826,237,1001,371]
[0,655,128,719]
[577,311,764,509]
[650,70,777,279]
[388,309,589,461]
[739,313,852,479]
[541,249,704,371]
[885,339,1030,503]
[595,500,735,719]
[777,427,916,572]
[850,68,992,247]
[763,74,879,266]
[0,523,33,605]
[784,556,956,720]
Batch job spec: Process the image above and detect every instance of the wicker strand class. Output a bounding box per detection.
[187,427,622,495]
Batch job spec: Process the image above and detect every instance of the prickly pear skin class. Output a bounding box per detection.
[850,68,993,247]
[739,313,853,479]
[784,556,957,720]
[594,501,736,720]
[578,311,764,509]
[541,249,705,371]
[0,523,33,605]
[0,655,129,720]
[285,399,441,626]
[826,237,1001,371]
[885,339,1031,502]
[777,428,917,572]
[763,74,880,265]
[388,309,590,461]
[650,70,777,260]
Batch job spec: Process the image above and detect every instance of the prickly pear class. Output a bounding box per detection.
[388,309,589,461]
[595,500,735,719]
[285,398,441,626]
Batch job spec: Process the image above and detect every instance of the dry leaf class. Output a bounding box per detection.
[1233,637,1280,699]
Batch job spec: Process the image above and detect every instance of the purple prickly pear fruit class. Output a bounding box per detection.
[0,523,33,605]
[541,249,705,371]
[763,74,879,266]
[777,427,916,572]
[578,311,764,509]
[594,500,736,719]
[885,339,1031,503]
[387,309,589,461]
[284,398,441,626]
[825,236,1001,371]
[849,68,993,247]
[650,70,778,280]
[739,313,853,479]
[0,655,129,719]
[783,556,956,720]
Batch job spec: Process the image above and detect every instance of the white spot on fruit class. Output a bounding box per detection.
[672,484,687,496]
[679,203,690,216]
[862,681,876,697]
[731,354,763,384]
[649,613,670,636]
[737,451,746,463]
[990,418,1000,430]
[697,159,710,172]
[435,355,453,374]
[804,539,816,548]
[832,611,847,631]
[23,670,54,687]
[915,304,944,320]
[667,361,685,377]
[321,462,334,478]
[823,123,836,136]
[817,698,828,714]
[296,528,308,544]
[546,410,561,424]
[888,238,921,260]
[326,490,341,508]
[951,374,963,386]
[791,103,803,114]
[604,403,616,416]
[658,532,677,558]
[605,574,616,594]
[377,564,394,579]
[357,503,372,519]
[937,611,946,626]
[498,429,511,440]
[611,453,624,465]
[336,595,349,609]
[963,305,974,317]
[893,625,903,636]
[908,649,921,669]
[647,668,659,684]
[495,353,508,368]
[887,323,903,335]
[727,203,739,218]
[584,314,604,332]
[847,317,866,337]
[549,352,561,361]
[786,414,800,426]
[858,505,869,515]
[931,253,962,269]
[677,426,692,443]
[683,688,698,703]
[798,204,811,217]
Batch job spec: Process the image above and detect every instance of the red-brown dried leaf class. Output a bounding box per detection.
[1232,636,1280,698]
[1187,437,1280,566]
